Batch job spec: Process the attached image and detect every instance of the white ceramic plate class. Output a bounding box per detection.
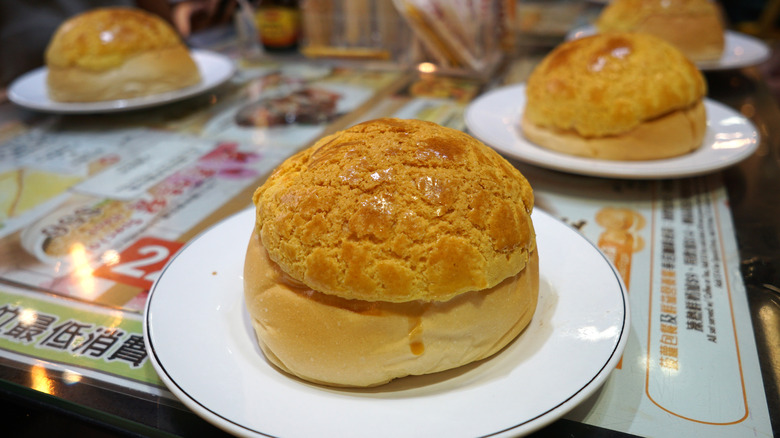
[8,50,235,114]
[566,27,770,71]
[144,207,629,438]
[465,83,759,179]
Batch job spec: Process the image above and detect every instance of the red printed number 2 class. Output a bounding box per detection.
[94,237,184,290]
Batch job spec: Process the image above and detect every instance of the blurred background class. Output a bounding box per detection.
[2,0,780,96]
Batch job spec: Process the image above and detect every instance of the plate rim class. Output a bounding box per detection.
[700,30,771,71]
[7,49,236,114]
[143,207,630,438]
[464,83,759,179]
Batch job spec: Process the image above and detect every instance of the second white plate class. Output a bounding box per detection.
[8,49,236,114]
[144,207,629,438]
[465,83,759,179]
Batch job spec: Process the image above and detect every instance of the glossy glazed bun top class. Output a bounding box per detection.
[596,0,725,62]
[45,7,185,72]
[597,0,720,30]
[524,32,706,137]
[252,118,535,303]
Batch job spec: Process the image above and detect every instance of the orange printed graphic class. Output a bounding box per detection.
[596,207,645,370]
[596,207,646,288]
[93,237,184,290]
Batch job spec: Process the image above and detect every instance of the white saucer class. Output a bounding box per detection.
[144,208,629,438]
[565,27,770,71]
[465,83,759,179]
[8,50,235,114]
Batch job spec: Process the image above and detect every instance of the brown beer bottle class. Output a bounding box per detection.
[255,0,301,52]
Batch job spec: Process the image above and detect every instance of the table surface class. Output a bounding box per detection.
[0,24,778,438]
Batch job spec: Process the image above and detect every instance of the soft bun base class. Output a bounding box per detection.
[521,100,706,161]
[243,232,539,387]
[632,15,724,62]
[46,46,201,102]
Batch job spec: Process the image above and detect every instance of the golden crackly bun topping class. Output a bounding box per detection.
[253,118,535,303]
[45,7,184,71]
[597,0,720,31]
[524,32,706,137]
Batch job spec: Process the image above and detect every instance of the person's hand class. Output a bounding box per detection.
[170,0,235,37]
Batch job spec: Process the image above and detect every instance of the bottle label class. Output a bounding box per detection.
[255,7,300,48]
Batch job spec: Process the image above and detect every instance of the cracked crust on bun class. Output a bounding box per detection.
[522,32,707,161]
[45,7,201,102]
[245,118,539,387]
